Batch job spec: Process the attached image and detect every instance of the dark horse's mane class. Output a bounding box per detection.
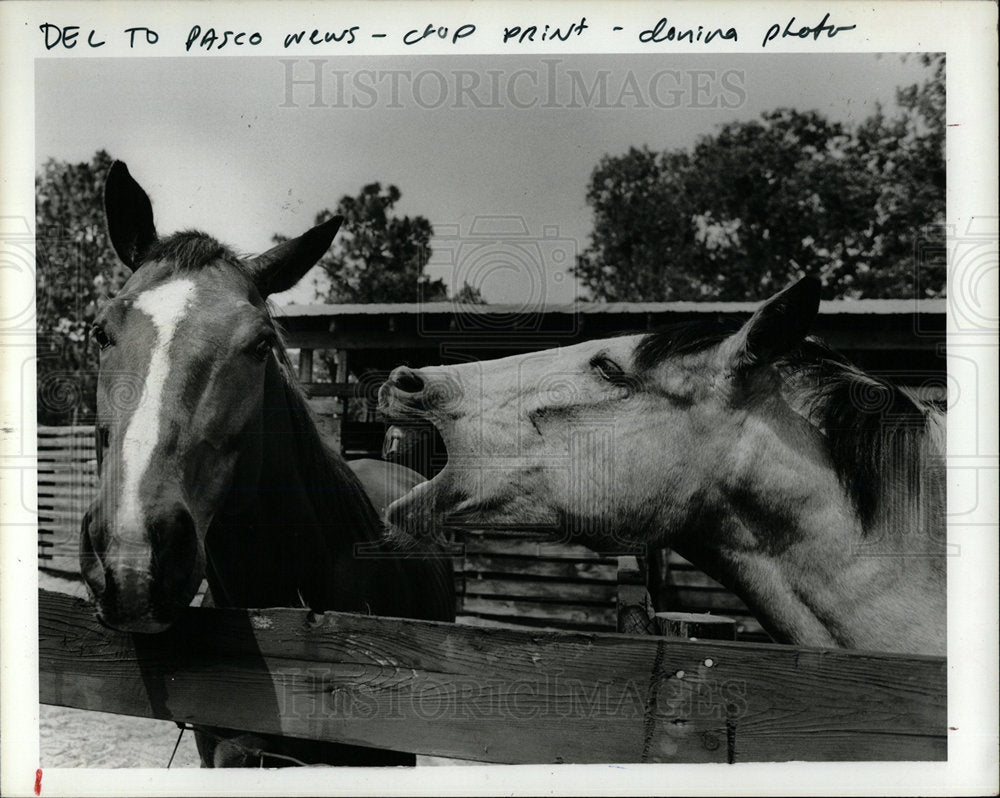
[140,231,454,618]
[635,319,945,536]
[142,230,245,273]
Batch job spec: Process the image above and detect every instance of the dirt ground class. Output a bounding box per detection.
[39,705,203,768]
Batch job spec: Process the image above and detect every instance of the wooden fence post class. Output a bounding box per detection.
[297,347,314,383]
[616,555,656,634]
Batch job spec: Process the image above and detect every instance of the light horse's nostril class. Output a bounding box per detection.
[389,366,425,395]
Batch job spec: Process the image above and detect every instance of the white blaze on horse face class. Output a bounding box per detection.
[117,278,197,537]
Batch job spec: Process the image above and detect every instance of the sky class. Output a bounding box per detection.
[35,53,934,305]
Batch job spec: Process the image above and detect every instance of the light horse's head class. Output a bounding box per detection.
[379,277,827,545]
[381,278,945,652]
[80,162,341,632]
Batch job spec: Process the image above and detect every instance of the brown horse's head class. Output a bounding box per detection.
[81,162,341,632]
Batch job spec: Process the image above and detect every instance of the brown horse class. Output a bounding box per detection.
[81,162,453,766]
[379,277,945,655]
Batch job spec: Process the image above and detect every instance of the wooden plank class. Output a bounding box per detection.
[39,589,946,763]
[462,537,616,562]
[460,597,617,627]
[35,497,93,512]
[670,588,751,613]
[37,437,94,449]
[280,322,943,354]
[455,614,607,633]
[38,525,81,548]
[463,578,616,603]
[37,552,80,575]
[655,612,737,641]
[38,425,96,436]
[37,460,98,473]
[36,472,98,486]
[38,509,90,524]
[463,554,617,582]
[454,615,576,632]
[273,299,946,318]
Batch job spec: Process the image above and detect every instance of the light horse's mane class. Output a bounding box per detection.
[635,320,945,539]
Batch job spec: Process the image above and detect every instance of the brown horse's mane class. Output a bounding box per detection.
[140,230,245,272]
[635,321,945,536]
[261,320,455,620]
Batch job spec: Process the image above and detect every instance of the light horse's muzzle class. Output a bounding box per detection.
[378,365,466,421]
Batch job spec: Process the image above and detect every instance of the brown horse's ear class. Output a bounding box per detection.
[245,216,343,296]
[104,161,158,270]
[720,276,821,374]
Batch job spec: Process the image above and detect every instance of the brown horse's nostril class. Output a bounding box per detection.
[150,505,200,601]
[389,366,425,396]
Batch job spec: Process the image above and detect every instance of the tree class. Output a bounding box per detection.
[292,183,448,304]
[451,281,488,305]
[574,57,945,301]
[847,53,946,297]
[35,150,124,425]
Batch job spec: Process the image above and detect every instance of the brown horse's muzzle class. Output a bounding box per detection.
[80,501,202,633]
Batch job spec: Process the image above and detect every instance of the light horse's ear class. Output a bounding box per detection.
[244,216,343,297]
[104,161,158,270]
[720,275,821,374]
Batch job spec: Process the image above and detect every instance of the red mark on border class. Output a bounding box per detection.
[34,768,43,795]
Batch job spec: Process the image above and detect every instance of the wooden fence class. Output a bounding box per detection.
[37,425,97,574]
[38,588,946,763]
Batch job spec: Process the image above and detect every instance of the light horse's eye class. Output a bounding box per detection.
[590,354,631,387]
[91,324,112,351]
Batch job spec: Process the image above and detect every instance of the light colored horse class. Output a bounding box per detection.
[379,277,946,655]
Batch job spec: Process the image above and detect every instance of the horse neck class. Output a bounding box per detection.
[671,399,946,656]
[205,355,386,611]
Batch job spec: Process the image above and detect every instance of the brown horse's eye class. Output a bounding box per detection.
[91,324,112,351]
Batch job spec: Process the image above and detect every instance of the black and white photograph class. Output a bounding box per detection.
[1,2,997,796]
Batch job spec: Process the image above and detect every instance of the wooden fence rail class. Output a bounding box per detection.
[39,589,946,764]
